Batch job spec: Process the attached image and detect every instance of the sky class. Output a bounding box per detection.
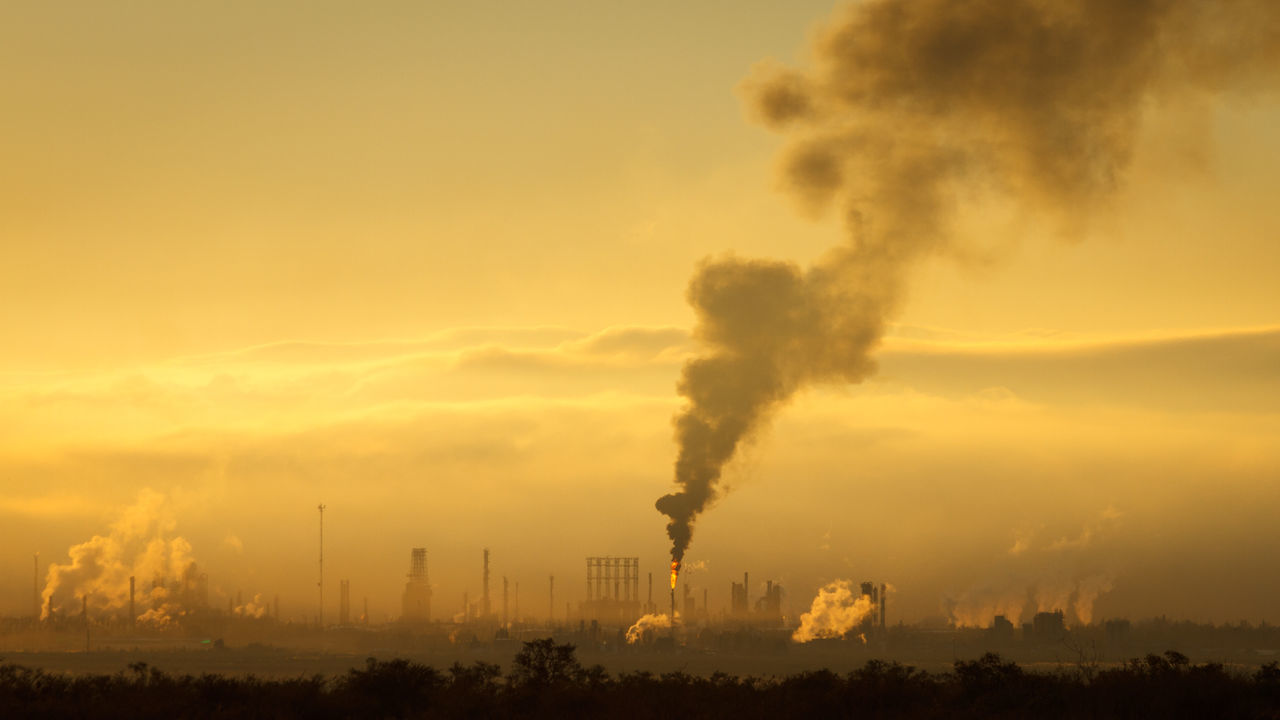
[1,1,1278,626]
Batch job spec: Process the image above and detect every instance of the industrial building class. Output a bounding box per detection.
[859,581,888,633]
[729,573,786,624]
[755,580,783,620]
[1028,610,1066,643]
[730,572,750,617]
[401,548,432,623]
[580,556,641,624]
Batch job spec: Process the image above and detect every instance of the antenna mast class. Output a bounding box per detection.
[318,503,326,627]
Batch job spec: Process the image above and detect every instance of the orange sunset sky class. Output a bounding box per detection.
[2,1,1278,626]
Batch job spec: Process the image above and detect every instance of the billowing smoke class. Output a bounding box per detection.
[792,580,876,643]
[946,508,1121,627]
[625,612,674,644]
[42,489,207,627]
[656,0,1280,564]
[945,573,1115,628]
[234,593,269,619]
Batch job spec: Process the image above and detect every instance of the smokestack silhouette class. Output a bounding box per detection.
[656,0,1280,565]
[483,549,491,619]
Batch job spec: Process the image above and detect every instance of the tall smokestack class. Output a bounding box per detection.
[317,503,325,628]
[483,548,491,619]
[655,0,1280,573]
[129,576,135,628]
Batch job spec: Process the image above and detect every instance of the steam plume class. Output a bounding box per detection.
[42,489,206,627]
[656,0,1280,563]
[945,573,1115,628]
[946,508,1121,627]
[792,580,876,643]
[234,593,269,619]
[625,612,674,644]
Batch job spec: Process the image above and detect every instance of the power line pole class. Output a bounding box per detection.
[317,503,326,628]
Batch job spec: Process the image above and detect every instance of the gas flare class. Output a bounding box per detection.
[669,560,679,590]
[655,0,1280,582]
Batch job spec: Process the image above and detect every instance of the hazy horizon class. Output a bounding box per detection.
[3,0,1278,632]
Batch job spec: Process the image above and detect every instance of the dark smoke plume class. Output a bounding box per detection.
[656,0,1279,564]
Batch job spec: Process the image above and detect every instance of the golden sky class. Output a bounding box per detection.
[2,1,1278,625]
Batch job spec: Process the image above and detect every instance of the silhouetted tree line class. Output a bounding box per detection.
[2,640,1278,719]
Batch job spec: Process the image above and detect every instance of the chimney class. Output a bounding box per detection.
[482,548,491,619]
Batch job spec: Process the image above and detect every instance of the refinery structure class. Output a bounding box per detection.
[10,538,1258,669]
[14,520,1164,664]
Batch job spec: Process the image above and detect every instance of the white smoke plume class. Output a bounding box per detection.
[655,0,1280,575]
[792,580,876,643]
[946,508,1121,627]
[945,574,1116,629]
[625,612,674,644]
[234,593,269,619]
[1071,574,1116,625]
[41,489,206,626]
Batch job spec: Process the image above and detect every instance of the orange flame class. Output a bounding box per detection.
[669,560,679,590]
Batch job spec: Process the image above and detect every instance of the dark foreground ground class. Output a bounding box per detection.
[2,640,1279,719]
